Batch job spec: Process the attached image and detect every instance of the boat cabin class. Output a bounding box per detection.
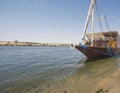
[85,31,120,47]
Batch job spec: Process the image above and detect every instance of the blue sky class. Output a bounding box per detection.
[0,0,120,43]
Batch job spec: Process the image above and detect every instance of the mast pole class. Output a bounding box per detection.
[91,5,94,46]
[81,0,96,41]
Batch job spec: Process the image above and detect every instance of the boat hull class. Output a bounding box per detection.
[75,45,120,59]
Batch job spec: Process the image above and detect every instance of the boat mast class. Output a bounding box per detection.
[91,6,94,46]
[81,0,96,41]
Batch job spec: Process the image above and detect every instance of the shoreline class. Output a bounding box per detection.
[0,48,120,93]
[37,57,120,93]
[0,41,70,47]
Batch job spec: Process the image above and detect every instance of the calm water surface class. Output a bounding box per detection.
[1,46,120,93]
[0,46,84,93]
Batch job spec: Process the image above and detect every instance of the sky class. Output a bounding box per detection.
[0,0,120,43]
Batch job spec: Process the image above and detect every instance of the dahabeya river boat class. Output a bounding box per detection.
[74,0,120,59]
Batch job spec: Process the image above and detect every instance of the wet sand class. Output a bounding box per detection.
[38,57,120,93]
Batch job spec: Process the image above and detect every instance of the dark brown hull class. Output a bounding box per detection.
[75,45,120,59]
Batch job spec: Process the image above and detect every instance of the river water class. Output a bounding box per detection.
[0,46,120,93]
[0,46,84,93]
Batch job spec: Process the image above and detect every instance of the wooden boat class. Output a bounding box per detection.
[75,0,120,59]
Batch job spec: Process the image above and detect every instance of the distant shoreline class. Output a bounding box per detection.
[0,41,70,47]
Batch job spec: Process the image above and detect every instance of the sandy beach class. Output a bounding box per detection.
[97,68,120,93]
[37,57,120,93]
